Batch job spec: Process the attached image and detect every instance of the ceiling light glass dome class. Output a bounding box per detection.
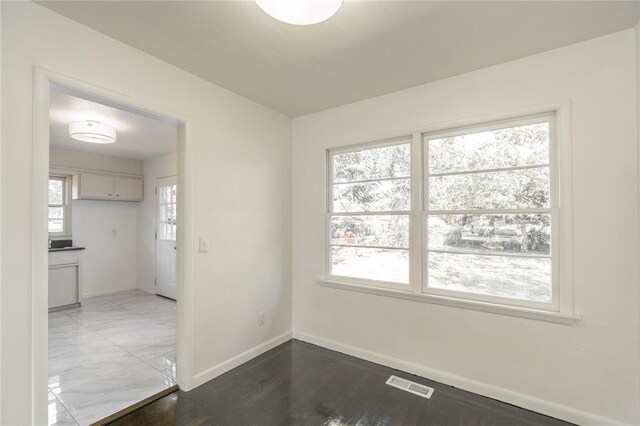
[255,0,343,25]
[68,121,117,144]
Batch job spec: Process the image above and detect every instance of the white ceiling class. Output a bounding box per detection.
[50,86,178,160]
[39,1,640,117]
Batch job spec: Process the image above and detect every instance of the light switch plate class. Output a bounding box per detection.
[198,237,210,253]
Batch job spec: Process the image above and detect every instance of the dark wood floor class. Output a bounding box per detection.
[111,339,572,426]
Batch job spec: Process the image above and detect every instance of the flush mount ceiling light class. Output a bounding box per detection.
[68,120,117,144]
[255,0,343,25]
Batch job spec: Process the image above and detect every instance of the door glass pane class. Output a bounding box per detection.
[428,213,551,256]
[428,122,549,174]
[331,215,409,248]
[168,204,176,224]
[428,167,550,211]
[158,184,177,241]
[160,186,170,203]
[331,246,409,284]
[427,251,551,302]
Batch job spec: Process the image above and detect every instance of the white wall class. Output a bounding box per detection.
[292,30,639,425]
[1,3,292,424]
[137,152,177,294]
[50,146,143,176]
[635,19,640,417]
[72,200,138,297]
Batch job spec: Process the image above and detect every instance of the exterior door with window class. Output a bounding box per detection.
[156,176,177,300]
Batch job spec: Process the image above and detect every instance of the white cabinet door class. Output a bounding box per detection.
[48,265,78,308]
[73,174,143,201]
[113,176,143,201]
[78,173,114,199]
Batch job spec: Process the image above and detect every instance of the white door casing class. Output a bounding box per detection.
[156,176,178,300]
[34,68,195,425]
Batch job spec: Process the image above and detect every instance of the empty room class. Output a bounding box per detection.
[1,1,639,425]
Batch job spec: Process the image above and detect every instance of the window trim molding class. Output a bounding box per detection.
[317,278,580,325]
[318,100,576,324]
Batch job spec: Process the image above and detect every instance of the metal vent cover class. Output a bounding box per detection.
[386,375,434,399]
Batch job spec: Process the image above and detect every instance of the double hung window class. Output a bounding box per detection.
[49,176,70,236]
[326,113,561,314]
[328,140,412,287]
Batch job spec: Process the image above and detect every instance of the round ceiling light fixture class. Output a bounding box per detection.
[255,0,343,25]
[68,120,117,144]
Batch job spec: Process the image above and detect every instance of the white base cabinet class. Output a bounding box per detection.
[49,251,81,311]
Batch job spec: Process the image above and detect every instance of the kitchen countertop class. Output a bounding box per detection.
[49,246,86,252]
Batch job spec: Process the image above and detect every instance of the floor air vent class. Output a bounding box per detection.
[386,375,434,399]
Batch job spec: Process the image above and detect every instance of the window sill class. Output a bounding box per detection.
[317,278,580,325]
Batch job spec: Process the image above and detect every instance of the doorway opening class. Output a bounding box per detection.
[34,69,192,426]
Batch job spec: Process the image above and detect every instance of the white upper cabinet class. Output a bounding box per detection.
[76,173,114,199]
[73,173,143,201]
[113,176,143,201]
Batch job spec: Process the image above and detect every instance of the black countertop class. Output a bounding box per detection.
[49,246,85,252]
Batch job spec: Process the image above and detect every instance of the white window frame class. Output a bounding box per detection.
[423,113,558,312]
[326,137,415,292]
[320,104,578,325]
[48,174,72,238]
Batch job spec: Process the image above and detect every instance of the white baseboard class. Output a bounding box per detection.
[82,285,137,298]
[293,331,628,426]
[192,331,292,389]
[136,286,156,295]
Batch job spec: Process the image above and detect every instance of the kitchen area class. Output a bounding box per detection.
[48,171,143,311]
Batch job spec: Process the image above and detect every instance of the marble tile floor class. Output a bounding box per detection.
[48,290,177,426]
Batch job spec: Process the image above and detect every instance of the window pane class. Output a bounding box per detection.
[170,204,177,223]
[160,187,168,203]
[333,179,410,212]
[428,122,549,174]
[49,179,63,204]
[428,252,551,302]
[48,219,64,233]
[428,214,550,256]
[160,185,176,203]
[428,167,549,211]
[333,143,410,183]
[159,223,167,240]
[331,246,408,284]
[49,206,64,219]
[159,222,177,241]
[331,215,409,248]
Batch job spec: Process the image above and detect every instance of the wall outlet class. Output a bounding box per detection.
[198,237,209,253]
[258,311,266,326]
